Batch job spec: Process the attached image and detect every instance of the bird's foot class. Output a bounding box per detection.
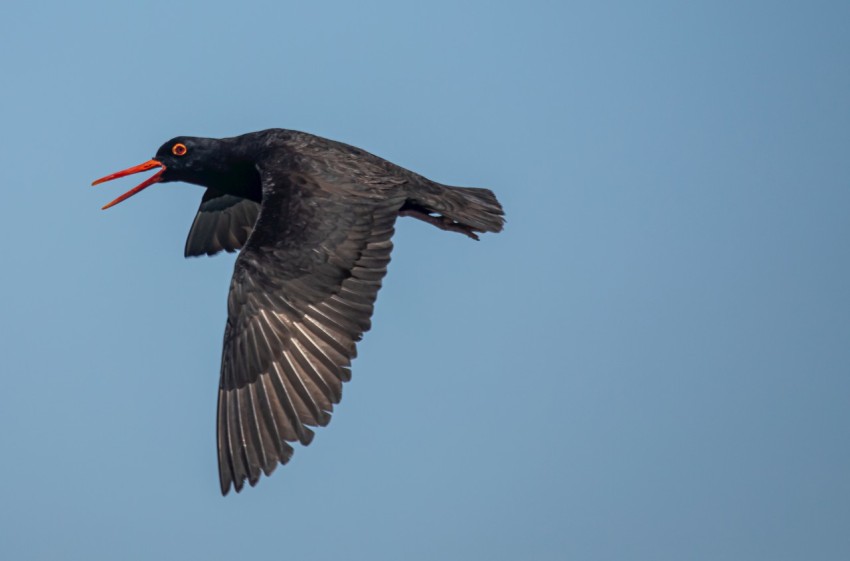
[399,208,480,240]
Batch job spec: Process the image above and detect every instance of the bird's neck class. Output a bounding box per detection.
[200,161,263,202]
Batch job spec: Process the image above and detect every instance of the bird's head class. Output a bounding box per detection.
[93,136,261,209]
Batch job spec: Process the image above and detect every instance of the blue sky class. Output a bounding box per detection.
[1,1,849,560]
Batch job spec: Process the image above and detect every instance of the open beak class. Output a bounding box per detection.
[92,159,165,210]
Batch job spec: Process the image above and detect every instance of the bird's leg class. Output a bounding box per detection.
[399,204,480,240]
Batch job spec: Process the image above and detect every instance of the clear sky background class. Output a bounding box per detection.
[1,1,848,560]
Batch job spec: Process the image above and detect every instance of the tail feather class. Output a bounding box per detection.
[442,186,505,233]
[402,184,505,239]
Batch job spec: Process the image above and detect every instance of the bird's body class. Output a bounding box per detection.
[93,129,504,494]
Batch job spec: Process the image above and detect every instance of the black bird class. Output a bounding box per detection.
[93,129,504,495]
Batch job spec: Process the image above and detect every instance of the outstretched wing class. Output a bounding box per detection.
[216,170,406,495]
[185,189,261,257]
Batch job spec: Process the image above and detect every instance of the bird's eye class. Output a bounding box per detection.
[172,143,188,156]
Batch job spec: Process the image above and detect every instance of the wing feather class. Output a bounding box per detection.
[215,165,405,494]
[185,189,261,257]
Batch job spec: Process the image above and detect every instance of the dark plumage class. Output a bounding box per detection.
[93,129,505,495]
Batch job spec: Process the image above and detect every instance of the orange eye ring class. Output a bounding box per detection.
[172,143,187,156]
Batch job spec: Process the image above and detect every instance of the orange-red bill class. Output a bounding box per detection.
[92,159,165,210]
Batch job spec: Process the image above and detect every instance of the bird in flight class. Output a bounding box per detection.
[93,129,504,495]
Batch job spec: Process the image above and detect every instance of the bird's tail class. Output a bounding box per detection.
[401,184,505,240]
